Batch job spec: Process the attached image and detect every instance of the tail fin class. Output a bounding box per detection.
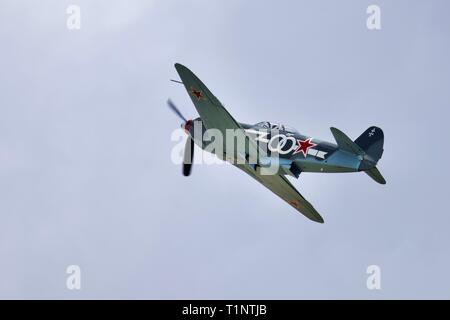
[354,126,384,163]
[330,126,386,184]
[355,126,386,184]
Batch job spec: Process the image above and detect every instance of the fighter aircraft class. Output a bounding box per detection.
[168,63,385,223]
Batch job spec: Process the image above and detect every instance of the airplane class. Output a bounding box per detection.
[168,63,385,223]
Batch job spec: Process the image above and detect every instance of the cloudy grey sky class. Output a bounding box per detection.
[1,0,449,299]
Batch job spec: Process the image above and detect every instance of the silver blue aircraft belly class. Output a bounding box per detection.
[168,63,386,223]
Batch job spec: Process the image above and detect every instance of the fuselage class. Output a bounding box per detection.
[184,118,364,175]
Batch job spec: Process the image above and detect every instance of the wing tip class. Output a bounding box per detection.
[313,215,325,224]
[297,204,324,223]
[174,62,188,73]
[174,63,200,85]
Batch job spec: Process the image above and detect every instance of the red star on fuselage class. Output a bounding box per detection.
[190,87,204,100]
[293,138,317,157]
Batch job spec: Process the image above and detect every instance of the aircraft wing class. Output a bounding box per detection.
[175,63,241,132]
[236,165,324,223]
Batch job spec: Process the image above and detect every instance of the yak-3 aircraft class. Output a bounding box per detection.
[169,63,385,223]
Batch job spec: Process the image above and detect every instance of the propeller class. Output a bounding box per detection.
[167,99,187,123]
[182,136,194,176]
[167,99,194,176]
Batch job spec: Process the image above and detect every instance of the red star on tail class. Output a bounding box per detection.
[293,138,317,157]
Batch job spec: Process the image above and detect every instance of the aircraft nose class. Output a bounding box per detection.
[183,120,193,134]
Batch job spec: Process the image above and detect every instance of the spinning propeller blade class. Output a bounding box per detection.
[167,99,187,123]
[182,137,194,176]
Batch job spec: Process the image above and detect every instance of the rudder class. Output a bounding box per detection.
[354,126,384,162]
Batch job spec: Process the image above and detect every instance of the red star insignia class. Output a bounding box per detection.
[190,87,204,100]
[289,200,300,208]
[293,138,317,157]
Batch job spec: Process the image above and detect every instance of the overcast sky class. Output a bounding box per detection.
[1,0,450,299]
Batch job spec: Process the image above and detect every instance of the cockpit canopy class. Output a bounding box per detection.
[254,121,299,134]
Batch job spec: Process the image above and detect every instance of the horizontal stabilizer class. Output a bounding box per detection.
[365,166,386,184]
[330,127,364,156]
